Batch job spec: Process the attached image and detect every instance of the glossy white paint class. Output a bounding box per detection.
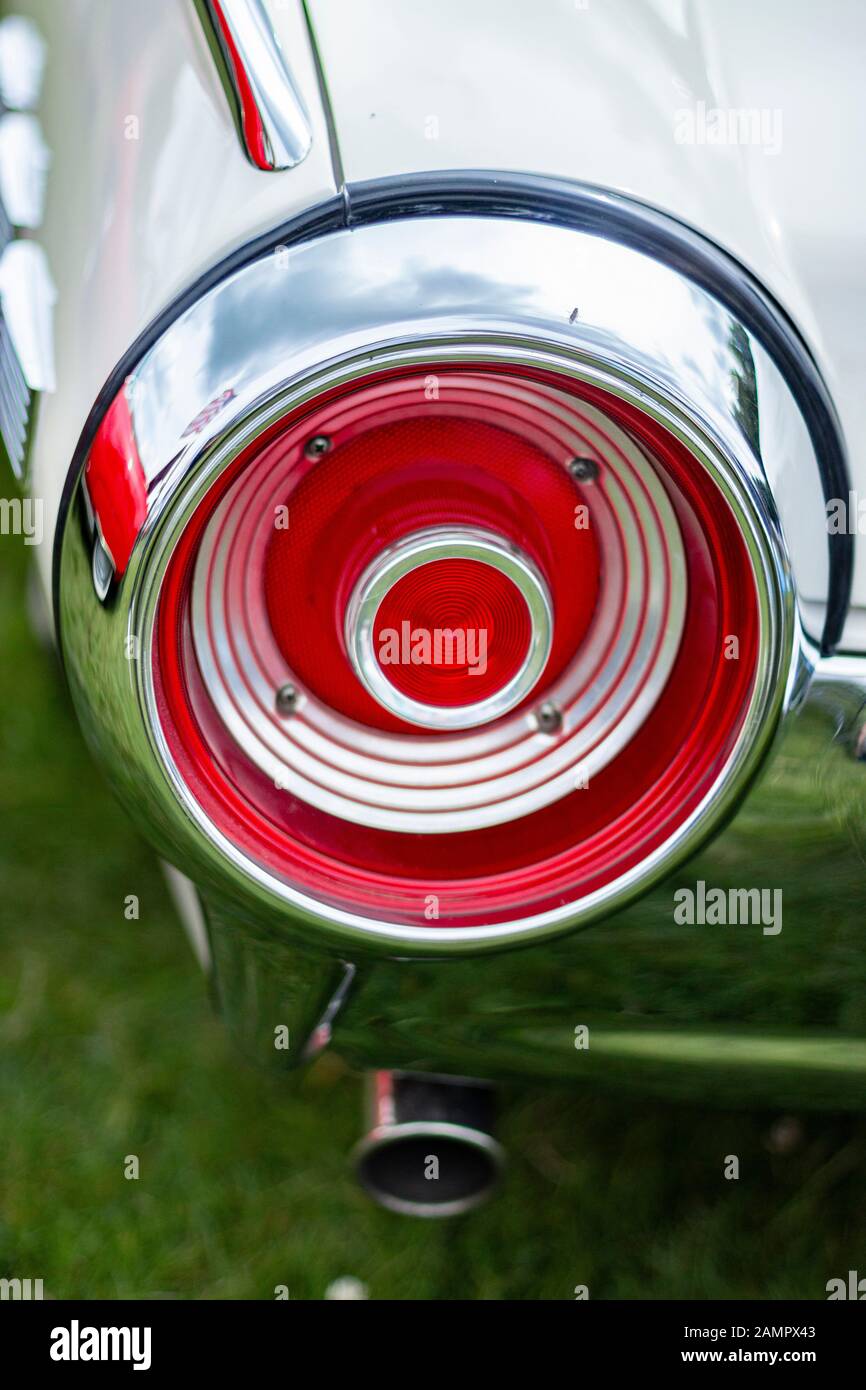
[14,0,866,644]
[16,0,336,602]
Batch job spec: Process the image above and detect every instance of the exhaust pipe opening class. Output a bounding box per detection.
[354,1072,504,1218]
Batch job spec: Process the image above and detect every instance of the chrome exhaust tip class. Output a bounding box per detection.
[354,1071,504,1218]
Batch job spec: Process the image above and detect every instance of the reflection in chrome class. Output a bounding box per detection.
[196,0,312,171]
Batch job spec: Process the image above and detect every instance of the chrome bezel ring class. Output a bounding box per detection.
[344,526,554,731]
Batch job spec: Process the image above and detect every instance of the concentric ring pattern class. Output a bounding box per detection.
[189,371,687,834]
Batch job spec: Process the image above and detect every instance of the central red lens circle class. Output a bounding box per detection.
[371,556,533,708]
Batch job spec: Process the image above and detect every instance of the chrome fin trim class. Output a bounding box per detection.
[195,0,313,171]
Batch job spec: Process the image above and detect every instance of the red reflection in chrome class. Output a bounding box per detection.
[84,385,146,576]
[210,1,270,169]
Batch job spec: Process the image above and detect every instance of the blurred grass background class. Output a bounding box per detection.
[1,525,865,1300]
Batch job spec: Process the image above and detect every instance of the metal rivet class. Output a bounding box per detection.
[304,434,332,458]
[275,683,299,714]
[535,700,562,735]
[568,457,599,483]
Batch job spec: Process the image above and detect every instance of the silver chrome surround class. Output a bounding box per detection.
[195,0,312,171]
[58,206,819,954]
[345,526,553,732]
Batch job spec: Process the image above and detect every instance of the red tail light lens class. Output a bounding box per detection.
[370,555,534,709]
[154,365,759,930]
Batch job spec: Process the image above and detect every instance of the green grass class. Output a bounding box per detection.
[1,529,865,1300]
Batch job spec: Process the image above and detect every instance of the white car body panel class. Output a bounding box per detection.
[13,0,866,643]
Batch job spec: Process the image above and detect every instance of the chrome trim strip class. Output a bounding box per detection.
[196,0,312,171]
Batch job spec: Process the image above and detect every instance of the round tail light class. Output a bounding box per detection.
[154,363,760,931]
[62,200,813,951]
